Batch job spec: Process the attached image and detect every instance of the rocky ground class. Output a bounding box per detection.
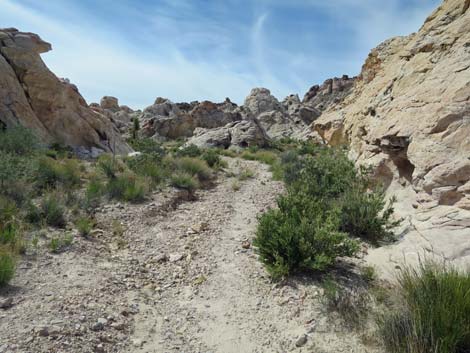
[0,158,382,353]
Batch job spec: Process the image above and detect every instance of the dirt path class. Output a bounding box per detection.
[0,158,382,353]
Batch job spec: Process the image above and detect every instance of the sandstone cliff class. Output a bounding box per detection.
[0,28,131,155]
[313,0,470,272]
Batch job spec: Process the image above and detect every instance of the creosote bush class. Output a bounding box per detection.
[254,144,399,279]
[40,193,66,228]
[379,262,470,353]
[170,173,199,192]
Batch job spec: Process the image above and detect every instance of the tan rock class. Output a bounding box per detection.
[0,28,131,154]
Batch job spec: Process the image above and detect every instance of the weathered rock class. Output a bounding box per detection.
[0,28,131,154]
[244,88,284,117]
[186,120,269,149]
[313,0,470,272]
[303,75,356,111]
[141,99,241,140]
[100,96,120,112]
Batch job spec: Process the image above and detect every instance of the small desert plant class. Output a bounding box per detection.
[126,154,166,187]
[40,194,66,228]
[176,144,203,158]
[360,265,378,283]
[379,262,470,353]
[170,173,199,192]
[106,173,147,202]
[131,117,140,140]
[238,168,255,181]
[48,233,73,253]
[97,154,124,180]
[35,156,81,189]
[76,217,94,236]
[129,138,165,157]
[0,250,15,286]
[231,180,241,191]
[175,157,212,182]
[201,149,222,168]
[84,176,105,208]
[0,126,40,155]
[241,150,278,165]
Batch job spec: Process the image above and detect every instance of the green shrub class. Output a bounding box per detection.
[170,173,199,192]
[379,262,470,353]
[35,157,81,189]
[25,202,42,225]
[41,194,66,228]
[126,154,166,187]
[0,126,40,155]
[106,173,147,202]
[84,176,105,208]
[129,138,164,157]
[254,194,359,279]
[238,168,254,181]
[0,250,15,286]
[217,149,237,158]
[241,150,278,165]
[338,189,399,243]
[176,144,202,158]
[175,157,212,182]
[97,154,125,180]
[201,149,222,168]
[0,222,20,247]
[76,217,94,236]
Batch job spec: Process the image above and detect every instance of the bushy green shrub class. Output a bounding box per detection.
[176,144,202,158]
[0,250,15,286]
[175,157,212,182]
[129,138,165,157]
[254,194,359,279]
[106,173,147,202]
[41,194,66,228]
[126,154,166,187]
[0,126,40,155]
[201,149,222,168]
[241,150,278,165]
[35,156,81,189]
[97,154,124,180]
[379,262,470,353]
[170,173,199,192]
[76,217,94,236]
[84,176,105,208]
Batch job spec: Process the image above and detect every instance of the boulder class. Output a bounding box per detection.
[0,28,131,154]
[186,120,269,149]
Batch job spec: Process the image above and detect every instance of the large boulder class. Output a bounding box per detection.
[0,28,131,154]
[186,120,269,149]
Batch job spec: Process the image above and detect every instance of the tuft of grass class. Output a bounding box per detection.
[231,180,241,191]
[0,250,15,286]
[241,150,278,165]
[201,149,224,168]
[175,157,212,182]
[238,168,255,181]
[379,262,470,353]
[170,173,199,192]
[40,193,66,228]
[106,173,147,202]
[35,156,82,190]
[48,233,74,253]
[76,217,94,236]
[360,265,378,283]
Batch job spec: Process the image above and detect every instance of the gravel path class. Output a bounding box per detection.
[0,158,383,353]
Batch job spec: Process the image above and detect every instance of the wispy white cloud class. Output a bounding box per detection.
[0,0,440,108]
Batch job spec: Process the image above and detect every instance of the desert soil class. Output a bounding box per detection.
[0,158,382,353]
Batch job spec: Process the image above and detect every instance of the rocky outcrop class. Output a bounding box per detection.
[303,75,356,111]
[0,28,131,154]
[141,98,242,141]
[313,0,470,272]
[185,120,269,149]
[243,88,317,139]
[90,96,139,132]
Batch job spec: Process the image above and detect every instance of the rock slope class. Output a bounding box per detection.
[314,0,470,272]
[0,28,130,154]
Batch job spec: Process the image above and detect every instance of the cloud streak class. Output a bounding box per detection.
[0,0,440,108]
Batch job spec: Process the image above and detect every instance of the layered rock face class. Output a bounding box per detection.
[0,28,130,154]
[140,98,242,141]
[315,0,470,210]
[90,96,140,133]
[313,0,470,272]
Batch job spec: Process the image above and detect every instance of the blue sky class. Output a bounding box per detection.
[0,0,440,108]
